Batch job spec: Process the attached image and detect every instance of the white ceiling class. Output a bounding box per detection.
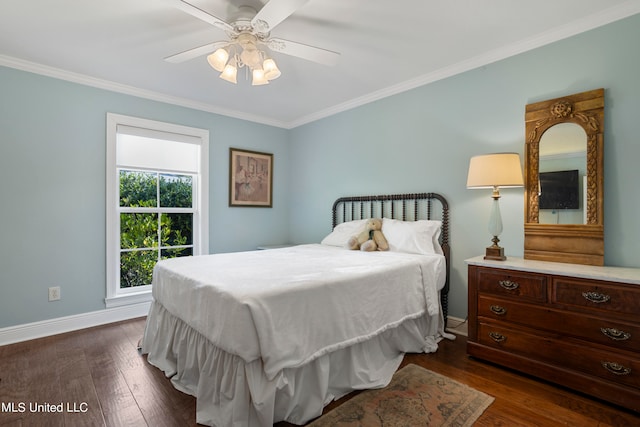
[1,0,639,128]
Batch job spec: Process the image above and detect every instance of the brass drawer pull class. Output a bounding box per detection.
[582,291,610,304]
[499,280,519,291]
[600,327,631,341]
[601,361,631,376]
[489,332,506,343]
[490,305,507,316]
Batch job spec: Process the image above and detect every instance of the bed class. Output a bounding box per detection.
[141,192,452,426]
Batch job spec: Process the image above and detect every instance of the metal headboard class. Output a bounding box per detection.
[331,192,451,323]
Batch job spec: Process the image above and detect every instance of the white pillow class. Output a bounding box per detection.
[382,218,443,255]
[320,219,368,247]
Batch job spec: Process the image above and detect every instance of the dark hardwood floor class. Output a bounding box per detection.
[0,318,638,426]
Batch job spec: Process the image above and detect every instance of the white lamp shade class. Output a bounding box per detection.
[252,68,269,86]
[263,58,281,80]
[467,153,524,189]
[219,60,238,84]
[207,48,229,72]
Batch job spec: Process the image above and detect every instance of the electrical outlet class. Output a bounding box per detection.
[48,286,61,301]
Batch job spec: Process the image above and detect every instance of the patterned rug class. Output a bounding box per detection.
[308,364,494,426]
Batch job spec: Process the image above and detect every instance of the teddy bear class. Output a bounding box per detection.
[347,218,389,251]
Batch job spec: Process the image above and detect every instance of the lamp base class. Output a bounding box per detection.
[484,236,506,260]
[484,245,506,261]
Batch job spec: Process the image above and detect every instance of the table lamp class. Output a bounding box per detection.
[467,152,524,260]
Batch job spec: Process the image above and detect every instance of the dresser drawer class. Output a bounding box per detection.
[553,277,640,318]
[478,295,640,353]
[477,322,640,389]
[476,268,547,302]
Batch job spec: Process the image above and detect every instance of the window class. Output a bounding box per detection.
[106,114,209,307]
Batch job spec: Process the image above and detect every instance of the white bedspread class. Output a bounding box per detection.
[152,244,446,380]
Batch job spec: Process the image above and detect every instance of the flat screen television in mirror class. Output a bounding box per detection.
[539,169,579,210]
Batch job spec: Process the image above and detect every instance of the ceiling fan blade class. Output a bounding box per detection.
[269,38,340,66]
[165,41,228,63]
[175,0,235,34]
[252,0,310,32]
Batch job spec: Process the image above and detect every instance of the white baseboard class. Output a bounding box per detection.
[0,302,151,346]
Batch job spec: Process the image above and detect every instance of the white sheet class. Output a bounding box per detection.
[151,244,446,380]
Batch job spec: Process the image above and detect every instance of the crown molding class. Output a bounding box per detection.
[0,55,289,129]
[288,2,640,128]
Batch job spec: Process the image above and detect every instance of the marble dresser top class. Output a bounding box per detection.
[465,256,640,286]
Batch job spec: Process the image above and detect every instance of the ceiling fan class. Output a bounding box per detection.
[166,0,340,85]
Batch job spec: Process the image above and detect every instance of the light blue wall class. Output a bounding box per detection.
[1,13,639,328]
[0,68,290,328]
[288,14,640,319]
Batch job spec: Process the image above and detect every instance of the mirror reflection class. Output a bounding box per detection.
[538,123,587,225]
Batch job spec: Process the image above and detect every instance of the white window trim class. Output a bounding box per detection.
[105,113,209,308]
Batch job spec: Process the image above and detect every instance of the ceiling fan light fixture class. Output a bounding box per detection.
[170,0,342,87]
[219,58,238,84]
[240,46,263,69]
[252,68,269,86]
[207,48,229,72]
[262,58,281,80]
[215,43,280,85]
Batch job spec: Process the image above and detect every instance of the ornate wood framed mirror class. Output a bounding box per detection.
[524,88,604,265]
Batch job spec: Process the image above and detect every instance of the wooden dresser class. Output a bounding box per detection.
[466,256,640,412]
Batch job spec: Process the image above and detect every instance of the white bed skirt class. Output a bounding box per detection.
[142,300,447,426]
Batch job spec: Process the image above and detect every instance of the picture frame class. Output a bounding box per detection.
[229,148,273,207]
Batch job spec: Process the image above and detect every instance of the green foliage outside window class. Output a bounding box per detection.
[119,171,193,288]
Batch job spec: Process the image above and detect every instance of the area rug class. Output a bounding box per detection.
[308,364,494,426]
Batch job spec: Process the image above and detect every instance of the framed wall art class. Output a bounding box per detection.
[229,148,273,207]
